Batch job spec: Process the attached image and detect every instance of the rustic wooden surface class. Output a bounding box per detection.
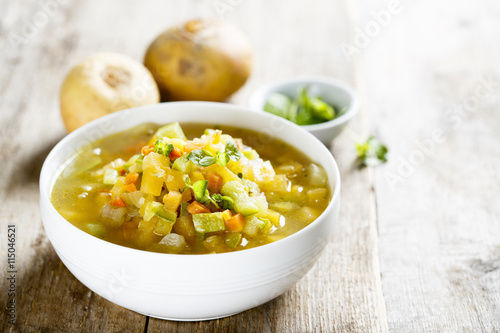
[0,0,498,332]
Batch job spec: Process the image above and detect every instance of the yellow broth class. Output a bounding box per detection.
[51,123,330,254]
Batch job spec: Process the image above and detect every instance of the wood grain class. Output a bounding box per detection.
[360,0,500,331]
[2,0,498,332]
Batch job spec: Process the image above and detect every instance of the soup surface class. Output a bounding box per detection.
[51,123,330,254]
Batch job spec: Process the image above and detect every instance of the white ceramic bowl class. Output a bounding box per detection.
[40,102,341,321]
[248,76,360,145]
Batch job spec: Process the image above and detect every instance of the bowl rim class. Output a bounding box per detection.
[248,75,360,130]
[40,101,341,261]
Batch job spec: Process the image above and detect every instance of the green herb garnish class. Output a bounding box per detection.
[263,87,336,125]
[187,149,216,167]
[355,137,388,166]
[187,141,242,168]
[154,140,174,157]
[183,178,234,209]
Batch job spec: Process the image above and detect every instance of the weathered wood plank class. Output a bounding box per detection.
[0,0,388,332]
[358,0,500,331]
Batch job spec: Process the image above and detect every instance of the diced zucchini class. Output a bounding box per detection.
[225,232,242,248]
[192,212,225,233]
[172,154,193,173]
[103,168,119,185]
[222,181,260,216]
[150,122,187,143]
[143,201,177,223]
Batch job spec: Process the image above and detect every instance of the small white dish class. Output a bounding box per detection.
[248,76,360,145]
[39,102,341,321]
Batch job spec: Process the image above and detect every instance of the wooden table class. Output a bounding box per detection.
[1,0,499,331]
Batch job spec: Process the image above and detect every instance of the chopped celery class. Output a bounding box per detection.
[234,201,260,217]
[152,122,186,141]
[172,154,193,173]
[192,212,225,233]
[103,168,119,185]
[225,232,242,248]
[121,191,145,208]
[143,201,177,222]
[243,149,260,160]
[243,216,272,237]
[123,154,140,171]
[180,202,189,216]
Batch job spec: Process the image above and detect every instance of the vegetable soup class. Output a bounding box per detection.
[51,123,330,254]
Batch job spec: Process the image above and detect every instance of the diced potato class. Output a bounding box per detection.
[141,170,164,196]
[173,216,196,244]
[296,206,322,223]
[163,190,183,212]
[138,217,156,230]
[245,160,275,184]
[143,152,169,176]
[162,137,186,151]
[215,166,241,183]
[159,233,186,253]
[203,235,225,253]
[166,169,185,192]
[251,195,268,217]
[307,188,328,203]
[189,171,205,184]
[270,201,300,214]
[153,216,175,236]
[275,162,303,175]
[266,209,283,228]
[306,163,327,186]
[261,174,290,193]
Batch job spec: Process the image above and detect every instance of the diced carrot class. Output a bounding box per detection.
[221,209,233,222]
[187,201,211,214]
[124,172,140,185]
[141,145,154,156]
[207,172,223,192]
[120,169,127,176]
[184,142,205,153]
[122,183,137,193]
[111,197,126,207]
[169,147,183,161]
[225,213,245,232]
